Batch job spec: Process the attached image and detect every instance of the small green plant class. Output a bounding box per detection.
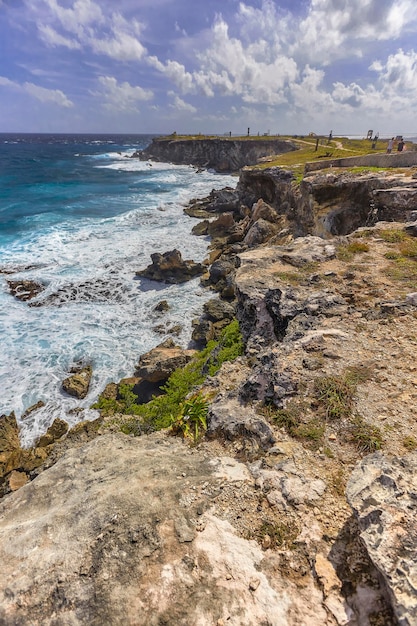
[403,435,417,451]
[337,241,369,261]
[314,365,372,421]
[267,407,300,434]
[384,251,401,260]
[378,229,407,243]
[170,393,209,443]
[294,419,325,442]
[314,375,354,420]
[399,238,417,259]
[350,415,384,453]
[256,519,299,549]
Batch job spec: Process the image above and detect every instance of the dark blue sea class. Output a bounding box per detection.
[0,134,235,445]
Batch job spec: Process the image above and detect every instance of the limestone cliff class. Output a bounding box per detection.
[138,136,297,172]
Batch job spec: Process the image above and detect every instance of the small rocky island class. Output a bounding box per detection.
[1,139,417,625]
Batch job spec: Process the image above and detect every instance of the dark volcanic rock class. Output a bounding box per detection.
[7,279,45,301]
[136,249,205,284]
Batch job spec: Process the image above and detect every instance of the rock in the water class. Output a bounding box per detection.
[7,279,45,301]
[136,249,205,284]
[347,452,417,626]
[62,365,92,399]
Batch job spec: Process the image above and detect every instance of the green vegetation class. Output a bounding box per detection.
[254,518,300,549]
[170,393,209,444]
[314,365,372,421]
[337,241,370,261]
[378,228,407,243]
[260,403,324,446]
[349,415,384,453]
[314,374,355,420]
[380,232,417,289]
[403,435,417,451]
[93,319,244,435]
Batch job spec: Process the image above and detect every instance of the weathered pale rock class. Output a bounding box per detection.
[207,397,275,450]
[0,433,334,626]
[347,452,417,626]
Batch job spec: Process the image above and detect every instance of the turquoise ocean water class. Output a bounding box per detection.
[0,134,235,445]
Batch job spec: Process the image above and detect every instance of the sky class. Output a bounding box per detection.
[1,0,417,136]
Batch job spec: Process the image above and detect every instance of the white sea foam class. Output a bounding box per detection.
[1,158,235,446]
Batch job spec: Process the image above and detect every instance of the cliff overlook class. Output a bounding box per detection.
[138,135,297,172]
[1,149,417,625]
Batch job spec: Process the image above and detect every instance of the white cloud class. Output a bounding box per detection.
[370,48,417,95]
[168,92,196,113]
[0,75,73,107]
[40,0,104,37]
[23,82,74,107]
[36,0,147,61]
[297,0,417,64]
[38,23,81,49]
[93,76,153,111]
[148,56,193,92]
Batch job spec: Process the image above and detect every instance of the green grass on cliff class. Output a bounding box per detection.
[94,319,244,434]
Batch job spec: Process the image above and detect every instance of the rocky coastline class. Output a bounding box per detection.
[1,155,417,624]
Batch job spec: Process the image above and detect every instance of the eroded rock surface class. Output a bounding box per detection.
[0,432,346,626]
[347,452,417,626]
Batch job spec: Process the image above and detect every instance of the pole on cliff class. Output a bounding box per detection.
[315,136,319,151]
[247,127,250,136]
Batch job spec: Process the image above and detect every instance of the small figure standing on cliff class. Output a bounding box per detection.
[387,138,394,153]
[397,138,405,152]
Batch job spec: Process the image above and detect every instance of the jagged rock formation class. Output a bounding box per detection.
[136,249,205,284]
[138,137,297,172]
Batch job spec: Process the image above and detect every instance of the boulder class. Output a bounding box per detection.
[243,218,279,248]
[405,220,417,237]
[191,220,209,236]
[136,249,205,284]
[347,452,417,626]
[62,365,92,399]
[153,300,170,313]
[134,339,196,383]
[251,199,278,223]
[203,298,235,322]
[207,398,275,451]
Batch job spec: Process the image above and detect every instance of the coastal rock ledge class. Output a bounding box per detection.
[0,432,341,626]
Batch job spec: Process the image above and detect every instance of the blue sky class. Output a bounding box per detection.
[1,0,417,135]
